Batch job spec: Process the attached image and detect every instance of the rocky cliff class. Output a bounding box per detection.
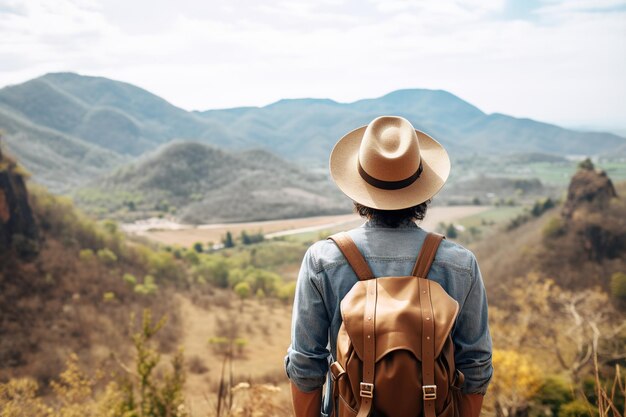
[0,144,39,260]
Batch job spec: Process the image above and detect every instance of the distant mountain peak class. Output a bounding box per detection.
[266,97,340,108]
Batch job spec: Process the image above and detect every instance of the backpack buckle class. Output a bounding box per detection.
[422,385,437,400]
[360,382,374,398]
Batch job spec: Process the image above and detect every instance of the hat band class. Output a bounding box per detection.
[358,162,423,190]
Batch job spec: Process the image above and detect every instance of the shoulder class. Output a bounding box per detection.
[434,237,478,274]
[303,237,346,275]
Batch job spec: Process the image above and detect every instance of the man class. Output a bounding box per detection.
[285,116,492,417]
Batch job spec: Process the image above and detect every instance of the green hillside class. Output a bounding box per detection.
[1,72,625,195]
[0,108,126,192]
[75,141,350,223]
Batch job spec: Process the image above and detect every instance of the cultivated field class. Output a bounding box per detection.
[126,205,490,248]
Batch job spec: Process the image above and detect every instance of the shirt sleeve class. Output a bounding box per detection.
[452,253,494,395]
[285,245,331,392]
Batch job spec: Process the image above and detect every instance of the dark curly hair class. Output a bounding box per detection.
[354,200,431,228]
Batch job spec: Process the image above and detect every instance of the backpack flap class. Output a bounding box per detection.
[340,276,459,363]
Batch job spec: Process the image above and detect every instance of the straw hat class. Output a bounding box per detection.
[329,116,450,210]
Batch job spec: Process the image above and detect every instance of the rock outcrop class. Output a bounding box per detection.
[0,145,39,259]
[562,159,617,219]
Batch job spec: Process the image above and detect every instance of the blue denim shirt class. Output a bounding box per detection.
[285,219,493,415]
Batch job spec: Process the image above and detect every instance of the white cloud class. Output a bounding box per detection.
[0,0,624,128]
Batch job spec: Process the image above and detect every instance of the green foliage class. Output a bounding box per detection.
[125,309,187,417]
[234,338,248,355]
[245,269,281,296]
[79,248,95,262]
[234,282,251,300]
[137,249,183,283]
[103,292,116,302]
[222,231,235,248]
[558,400,596,417]
[445,223,458,239]
[11,234,40,260]
[543,217,566,239]
[102,219,118,235]
[241,230,264,245]
[123,273,137,286]
[277,282,297,304]
[534,375,574,416]
[610,272,626,301]
[182,249,199,265]
[134,275,158,296]
[192,242,204,253]
[192,257,230,287]
[578,158,595,171]
[531,197,556,217]
[97,248,118,265]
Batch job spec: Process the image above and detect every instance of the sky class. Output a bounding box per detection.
[1,0,625,131]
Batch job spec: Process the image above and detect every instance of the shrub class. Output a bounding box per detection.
[183,250,200,265]
[241,230,264,245]
[96,248,117,265]
[558,400,596,417]
[277,282,297,304]
[534,375,574,416]
[543,217,565,239]
[222,231,235,248]
[610,272,626,301]
[445,223,458,239]
[234,282,251,300]
[0,378,49,416]
[122,273,137,286]
[134,275,158,295]
[79,249,95,262]
[102,219,118,235]
[187,355,208,374]
[103,292,116,302]
[193,258,230,288]
[11,234,40,260]
[492,349,543,416]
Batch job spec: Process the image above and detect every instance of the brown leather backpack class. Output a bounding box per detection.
[328,232,464,417]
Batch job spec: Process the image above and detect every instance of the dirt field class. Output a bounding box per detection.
[128,205,490,247]
[177,293,293,416]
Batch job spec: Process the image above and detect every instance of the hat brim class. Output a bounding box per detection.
[329,126,450,210]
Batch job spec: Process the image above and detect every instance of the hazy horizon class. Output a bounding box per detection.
[1,0,625,131]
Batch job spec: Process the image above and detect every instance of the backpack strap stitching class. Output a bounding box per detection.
[356,279,377,417]
[420,278,437,417]
[328,232,374,281]
[412,233,445,278]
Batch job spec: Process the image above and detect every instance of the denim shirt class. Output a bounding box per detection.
[285,219,493,415]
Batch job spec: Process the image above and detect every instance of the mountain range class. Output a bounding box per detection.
[1,72,625,191]
[0,72,624,222]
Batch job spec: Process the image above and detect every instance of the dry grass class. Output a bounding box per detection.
[173,293,292,416]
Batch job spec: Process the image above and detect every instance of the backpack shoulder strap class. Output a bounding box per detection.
[411,232,445,278]
[328,232,374,281]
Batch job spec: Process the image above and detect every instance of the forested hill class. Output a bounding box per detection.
[1,72,624,192]
[75,141,349,223]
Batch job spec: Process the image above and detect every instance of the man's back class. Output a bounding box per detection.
[285,219,493,416]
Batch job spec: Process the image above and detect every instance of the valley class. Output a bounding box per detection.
[123,205,490,248]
